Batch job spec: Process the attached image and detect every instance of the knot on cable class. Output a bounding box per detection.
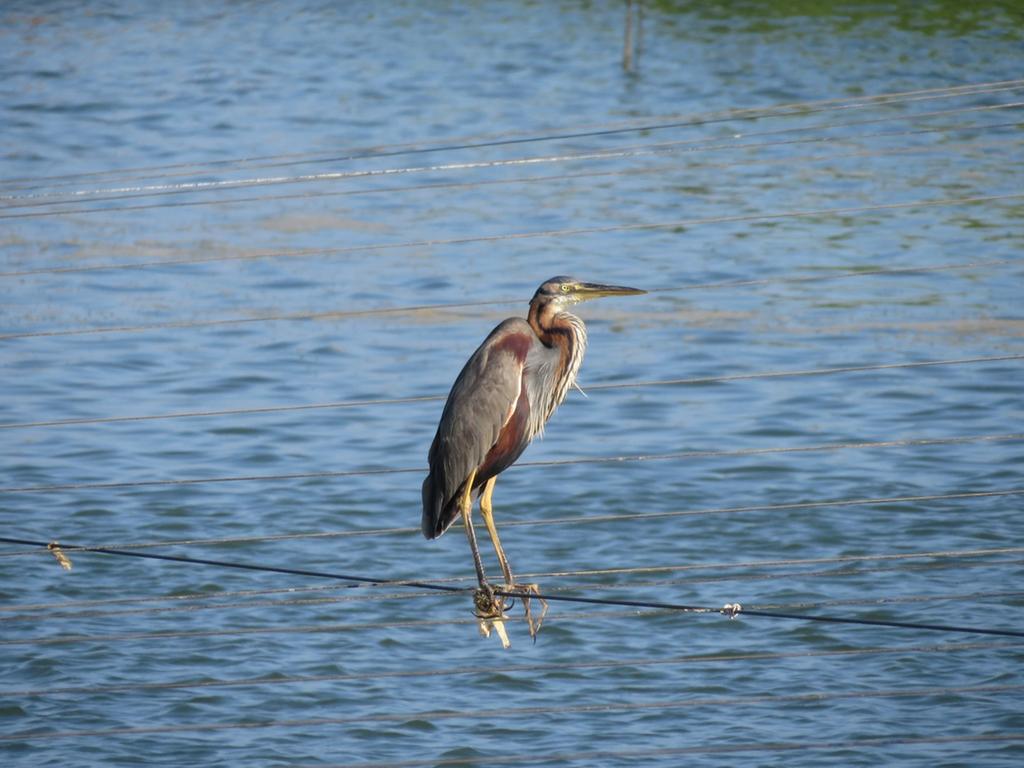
[721,602,742,619]
[48,541,73,571]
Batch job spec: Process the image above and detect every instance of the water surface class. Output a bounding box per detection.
[1,2,1023,766]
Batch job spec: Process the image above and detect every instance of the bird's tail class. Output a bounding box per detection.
[422,472,463,540]
[421,473,443,539]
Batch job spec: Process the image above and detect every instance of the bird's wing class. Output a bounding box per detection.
[422,318,533,538]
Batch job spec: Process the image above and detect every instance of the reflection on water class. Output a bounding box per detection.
[1,2,1023,766]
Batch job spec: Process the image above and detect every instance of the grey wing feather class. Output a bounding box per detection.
[422,319,529,539]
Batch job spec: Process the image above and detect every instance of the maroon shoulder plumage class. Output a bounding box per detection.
[422,318,535,539]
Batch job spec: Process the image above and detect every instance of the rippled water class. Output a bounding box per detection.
[2,2,1023,766]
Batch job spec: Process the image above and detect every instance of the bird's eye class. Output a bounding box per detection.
[560,284,571,293]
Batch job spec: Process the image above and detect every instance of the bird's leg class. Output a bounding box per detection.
[460,469,509,648]
[460,469,489,588]
[478,476,513,585]
[479,477,548,642]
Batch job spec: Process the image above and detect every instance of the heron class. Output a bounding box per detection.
[422,276,645,644]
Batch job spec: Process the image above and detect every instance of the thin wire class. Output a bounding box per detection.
[6,260,1015,337]
[567,557,1024,591]
[551,558,1024,595]
[0,300,506,339]
[2,432,1021,494]
[589,352,1024,390]
[0,581,356,613]
[4,78,1020,191]
[1,486,1018,557]
[435,552,1024,601]
[10,101,1020,203]
[643,259,1018,294]
[0,394,443,429]
[4,136,1021,221]
[1,256,1015,339]
[4,100,1020,207]
[4,77,1020,191]
[534,547,1024,581]
[0,588,440,621]
[1,639,1019,699]
[302,733,1024,768]
[749,590,1024,613]
[1,352,1018,429]
[2,684,1021,743]
[3,191,1021,279]
[0,607,665,648]
[3,126,1019,221]
[15,543,1023,585]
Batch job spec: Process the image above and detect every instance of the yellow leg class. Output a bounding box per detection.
[479,476,514,586]
[478,476,548,641]
[459,468,488,588]
[460,469,510,648]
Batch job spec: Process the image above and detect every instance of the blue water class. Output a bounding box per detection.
[2,2,1023,766]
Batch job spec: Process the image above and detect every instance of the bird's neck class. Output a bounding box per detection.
[528,300,588,414]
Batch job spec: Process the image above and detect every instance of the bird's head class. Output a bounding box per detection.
[531,276,646,309]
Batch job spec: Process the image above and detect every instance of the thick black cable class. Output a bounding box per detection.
[1,585,1016,627]
[2,536,1022,639]
[0,536,460,595]
[2,547,1020,618]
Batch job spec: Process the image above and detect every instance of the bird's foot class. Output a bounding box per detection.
[504,582,548,643]
[473,582,505,618]
[473,583,511,649]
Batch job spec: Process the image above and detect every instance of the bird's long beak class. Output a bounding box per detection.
[575,281,647,300]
